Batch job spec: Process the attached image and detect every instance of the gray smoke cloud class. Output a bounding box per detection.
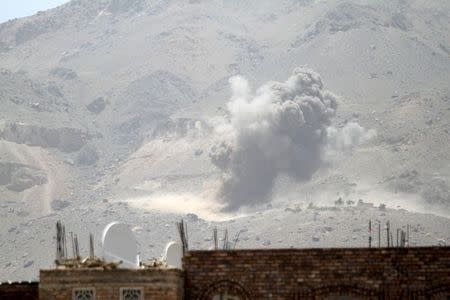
[209,67,376,211]
[325,121,376,159]
[209,67,339,211]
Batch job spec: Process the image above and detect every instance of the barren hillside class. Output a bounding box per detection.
[0,0,449,281]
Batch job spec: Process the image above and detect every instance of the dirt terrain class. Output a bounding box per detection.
[0,0,449,281]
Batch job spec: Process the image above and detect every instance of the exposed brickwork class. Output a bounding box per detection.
[3,247,450,299]
[39,269,183,300]
[0,282,38,300]
[183,247,450,300]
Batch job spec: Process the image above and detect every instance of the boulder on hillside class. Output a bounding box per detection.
[51,199,71,211]
[86,97,106,114]
[0,162,47,192]
[50,67,78,80]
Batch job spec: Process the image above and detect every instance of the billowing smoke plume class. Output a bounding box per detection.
[209,67,375,211]
[209,67,334,211]
[325,122,376,158]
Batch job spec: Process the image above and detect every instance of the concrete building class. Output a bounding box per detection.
[1,247,450,299]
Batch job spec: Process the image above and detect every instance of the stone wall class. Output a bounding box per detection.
[0,282,38,300]
[183,247,450,300]
[39,269,183,300]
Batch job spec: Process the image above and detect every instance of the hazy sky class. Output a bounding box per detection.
[0,0,70,23]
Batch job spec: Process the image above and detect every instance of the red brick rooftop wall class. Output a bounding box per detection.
[183,247,450,300]
[39,268,183,300]
[0,282,38,300]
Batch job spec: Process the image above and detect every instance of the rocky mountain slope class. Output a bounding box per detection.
[0,0,449,280]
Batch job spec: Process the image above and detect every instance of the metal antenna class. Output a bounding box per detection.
[62,224,67,259]
[406,224,410,247]
[89,233,95,258]
[222,229,228,250]
[176,219,189,255]
[184,220,189,252]
[56,221,63,261]
[386,221,390,248]
[232,230,243,250]
[56,221,59,261]
[378,221,381,248]
[401,230,406,247]
[74,234,80,258]
[368,220,372,248]
[213,227,218,250]
[70,232,76,258]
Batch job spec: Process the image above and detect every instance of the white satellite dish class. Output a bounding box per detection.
[102,222,140,268]
[164,241,183,269]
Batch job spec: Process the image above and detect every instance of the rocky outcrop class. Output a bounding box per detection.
[0,122,88,153]
[50,67,78,80]
[390,13,411,31]
[51,199,70,211]
[114,70,197,143]
[86,97,106,114]
[0,69,68,112]
[0,162,47,192]
[76,145,99,166]
[122,70,196,116]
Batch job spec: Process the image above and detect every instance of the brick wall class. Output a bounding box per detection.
[7,247,450,300]
[183,247,450,300]
[39,269,183,300]
[0,282,39,300]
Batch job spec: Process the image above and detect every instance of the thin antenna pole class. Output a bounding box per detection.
[176,219,189,255]
[185,221,189,252]
[74,234,77,258]
[378,221,381,248]
[63,225,67,258]
[59,223,63,259]
[178,220,184,254]
[74,234,80,258]
[406,224,410,247]
[386,221,390,248]
[223,229,228,250]
[89,234,95,258]
[213,227,218,250]
[233,230,242,249]
[56,221,62,261]
[368,220,372,248]
[56,221,59,260]
[70,232,75,258]
[396,229,399,248]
